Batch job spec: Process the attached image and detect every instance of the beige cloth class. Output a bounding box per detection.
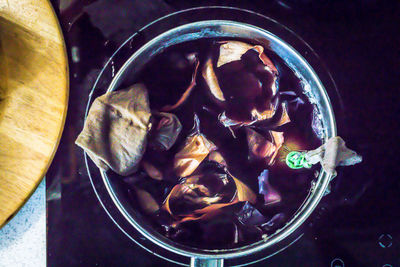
[305,136,362,176]
[76,84,151,176]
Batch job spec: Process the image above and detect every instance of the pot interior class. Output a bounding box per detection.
[100,20,336,259]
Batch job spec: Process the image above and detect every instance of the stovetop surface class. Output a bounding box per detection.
[47,1,400,266]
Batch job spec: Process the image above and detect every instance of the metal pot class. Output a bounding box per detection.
[85,7,338,267]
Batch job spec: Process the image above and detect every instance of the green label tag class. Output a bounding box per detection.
[286,151,312,169]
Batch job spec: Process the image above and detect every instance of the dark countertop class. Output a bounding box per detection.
[47,1,400,266]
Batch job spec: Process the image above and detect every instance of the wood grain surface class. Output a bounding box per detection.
[0,0,68,227]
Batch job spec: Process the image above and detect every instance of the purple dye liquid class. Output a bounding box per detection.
[116,38,322,249]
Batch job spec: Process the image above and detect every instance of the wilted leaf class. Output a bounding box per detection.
[236,202,267,226]
[163,169,256,226]
[211,41,280,129]
[236,222,263,244]
[218,112,243,127]
[208,151,227,167]
[280,91,297,96]
[260,213,285,233]
[161,54,200,111]
[163,173,233,217]
[245,129,284,166]
[173,115,216,177]
[218,102,277,128]
[202,58,225,101]
[229,173,257,204]
[250,103,277,121]
[133,186,160,214]
[142,161,163,180]
[122,172,147,186]
[258,170,281,206]
[246,128,276,160]
[280,91,305,112]
[75,84,151,176]
[173,134,216,177]
[217,41,278,75]
[273,102,291,127]
[289,97,305,111]
[269,131,284,165]
[217,41,253,67]
[251,45,278,76]
[172,205,228,226]
[150,112,182,151]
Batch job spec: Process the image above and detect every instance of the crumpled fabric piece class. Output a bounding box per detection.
[149,112,182,151]
[305,136,362,175]
[75,84,151,176]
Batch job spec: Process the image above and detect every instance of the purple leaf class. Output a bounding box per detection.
[279,91,297,96]
[289,97,305,111]
[260,213,285,232]
[202,219,239,247]
[258,170,281,205]
[236,202,267,226]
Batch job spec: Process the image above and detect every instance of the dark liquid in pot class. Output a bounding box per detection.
[113,38,322,249]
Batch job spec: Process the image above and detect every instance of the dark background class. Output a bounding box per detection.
[47,1,400,266]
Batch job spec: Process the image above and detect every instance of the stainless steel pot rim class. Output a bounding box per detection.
[100,20,337,259]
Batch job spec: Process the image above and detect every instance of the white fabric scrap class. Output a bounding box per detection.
[305,136,362,176]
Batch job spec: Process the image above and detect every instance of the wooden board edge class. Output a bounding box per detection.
[0,0,69,228]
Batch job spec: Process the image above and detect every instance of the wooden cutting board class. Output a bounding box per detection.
[0,0,68,227]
